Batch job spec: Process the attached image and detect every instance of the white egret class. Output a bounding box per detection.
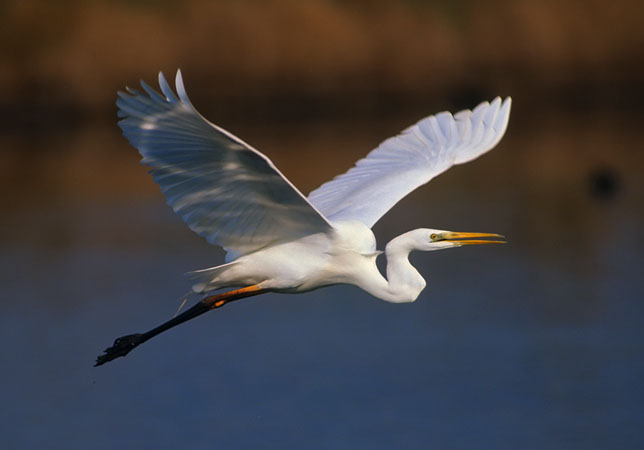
[95,70,511,366]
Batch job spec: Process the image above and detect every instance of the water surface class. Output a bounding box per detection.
[1,113,643,449]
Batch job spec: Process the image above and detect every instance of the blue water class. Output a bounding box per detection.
[2,119,643,449]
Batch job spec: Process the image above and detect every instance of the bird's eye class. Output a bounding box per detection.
[430,233,438,241]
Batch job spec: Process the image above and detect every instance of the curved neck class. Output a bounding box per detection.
[358,232,427,303]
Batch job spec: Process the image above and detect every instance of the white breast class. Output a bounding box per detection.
[328,220,378,255]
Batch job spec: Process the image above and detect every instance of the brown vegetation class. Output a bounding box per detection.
[1,0,642,117]
[1,0,642,207]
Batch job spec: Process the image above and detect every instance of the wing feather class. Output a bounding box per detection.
[117,70,333,255]
[308,97,511,227]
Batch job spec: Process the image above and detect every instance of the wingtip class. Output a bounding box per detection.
[488,96,512,147]
[158,71,179,103]
[158,71,168,92]
[136,79,161,104]
[501,96,512,117]
[175,68,192,105]
[175,68,183,91]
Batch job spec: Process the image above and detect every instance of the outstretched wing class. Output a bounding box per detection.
[117,70,333,255]
[308,97,511,227]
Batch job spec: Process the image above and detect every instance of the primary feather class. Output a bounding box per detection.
[117,70,333,256]
[117,69,510,256]
[308,97,511,227]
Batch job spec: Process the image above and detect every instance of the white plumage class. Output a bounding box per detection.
[117,70,511,301]
[117,71,332,257]
[96,70,511,366]
[309,96,511,226]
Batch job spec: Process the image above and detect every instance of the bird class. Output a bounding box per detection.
[95,70,511,366]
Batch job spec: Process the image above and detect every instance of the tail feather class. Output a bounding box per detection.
[186,261,238,293]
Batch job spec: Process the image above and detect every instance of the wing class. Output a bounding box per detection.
[308,97,511,227]
[117,70,333,255]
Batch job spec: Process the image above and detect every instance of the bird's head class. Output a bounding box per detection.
[397,228,506,252]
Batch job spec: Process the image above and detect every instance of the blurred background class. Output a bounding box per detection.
[1,0,643,448]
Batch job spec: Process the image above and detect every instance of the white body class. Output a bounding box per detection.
[194,220,428,303]
[117,71,511,304]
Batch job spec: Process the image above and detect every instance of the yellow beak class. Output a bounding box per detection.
[440,231,506,245]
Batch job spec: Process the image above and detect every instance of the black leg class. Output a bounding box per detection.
[95,285,266,366]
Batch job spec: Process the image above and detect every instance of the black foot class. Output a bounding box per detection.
[95,333,144,366]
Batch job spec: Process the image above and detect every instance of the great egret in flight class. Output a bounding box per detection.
[95,70,511,366]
